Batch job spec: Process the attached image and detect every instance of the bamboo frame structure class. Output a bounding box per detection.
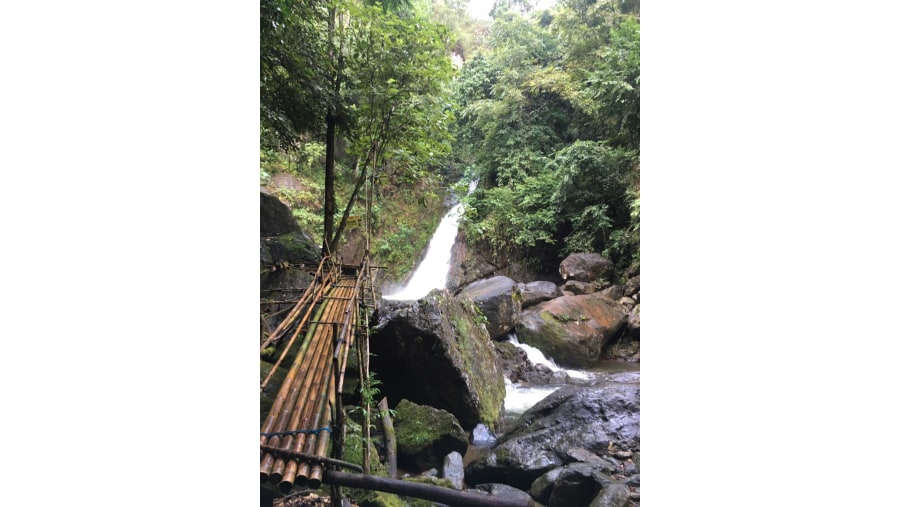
[261,262,366,495]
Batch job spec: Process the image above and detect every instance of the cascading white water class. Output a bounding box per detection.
[503,332,593,417]
[383,180,477,301]
[507,332,590,381]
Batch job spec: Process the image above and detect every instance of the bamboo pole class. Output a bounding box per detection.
[356,316,370,475]
[283,366,334,491]
[276,281,350,483]
[272,284,350,482]
[260,258,327,350]
[260,293,334,480]
[260,268,335,392]
[259,444,362,472]
[306,382,338,489]
[260,317,320,466]
[267,320,336,482]
[260,320,330,480]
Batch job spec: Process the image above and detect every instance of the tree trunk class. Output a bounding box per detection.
[323,113,336,256]
[329,158,368,255]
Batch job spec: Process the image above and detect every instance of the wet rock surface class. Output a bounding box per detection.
[466,382,640,493]
[457,275,522,340]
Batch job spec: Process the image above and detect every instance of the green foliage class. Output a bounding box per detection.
[552,140,636,256]
[463,169,560,270]
[602,188,640,271]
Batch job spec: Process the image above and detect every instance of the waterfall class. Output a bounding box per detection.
[383,180,477,301]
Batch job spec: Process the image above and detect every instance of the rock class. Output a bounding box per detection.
[466,383,640,490]
[515,293,628,368]
[597,285,624,301]
[446,229,499,293]
[458,276,522,339]
[559,253,615,283]
[529,467,563,504]
[372,292,506,429]
[472,423,497,446]
[623,275,640,297]
[548,463,602,507]
[518,281,560,308]
[588,483,630,507]
[394,399,468,472]
[561,280,596,295]
[566,447,604,465]
[260,192,302,236]
[472,483,533,504]
[443,451,465,490]
[627,307,640,339]
[616,296,636,312]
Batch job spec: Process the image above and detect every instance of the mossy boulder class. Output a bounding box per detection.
[261,191,302,236]
[394,399,468,473]
[515,293,627,369]
[261,232,320,268]
[372,292,506,430]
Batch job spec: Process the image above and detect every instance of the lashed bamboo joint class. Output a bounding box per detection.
[261,256,367,494]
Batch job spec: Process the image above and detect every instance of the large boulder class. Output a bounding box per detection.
[261,192,302,236]
[465,382,640,490]
[559,253,615,283]
[261,232,320,267]
[372,291,506,430]
[515,293,628,369]
[458,276,522,340]
[447,230,498,294]
[394,399,468,473]
[518,281,560,308]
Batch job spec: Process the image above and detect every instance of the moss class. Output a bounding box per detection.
[449,297,505,430]
[275,232,320,265]
[397,404,453,450]
[358,491,406,507]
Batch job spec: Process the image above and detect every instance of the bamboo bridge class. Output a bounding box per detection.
[260,253,375,492]
[260,252,529,507]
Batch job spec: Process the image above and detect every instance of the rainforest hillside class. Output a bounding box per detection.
[260,0,639,281]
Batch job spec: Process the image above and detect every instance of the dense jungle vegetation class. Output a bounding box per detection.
[260,0,640,279]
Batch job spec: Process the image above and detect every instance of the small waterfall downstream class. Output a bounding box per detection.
[383,180,477,301]
[502,333,594,418]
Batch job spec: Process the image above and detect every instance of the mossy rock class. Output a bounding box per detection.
[394,399,468,472]
[357,491,406,507]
